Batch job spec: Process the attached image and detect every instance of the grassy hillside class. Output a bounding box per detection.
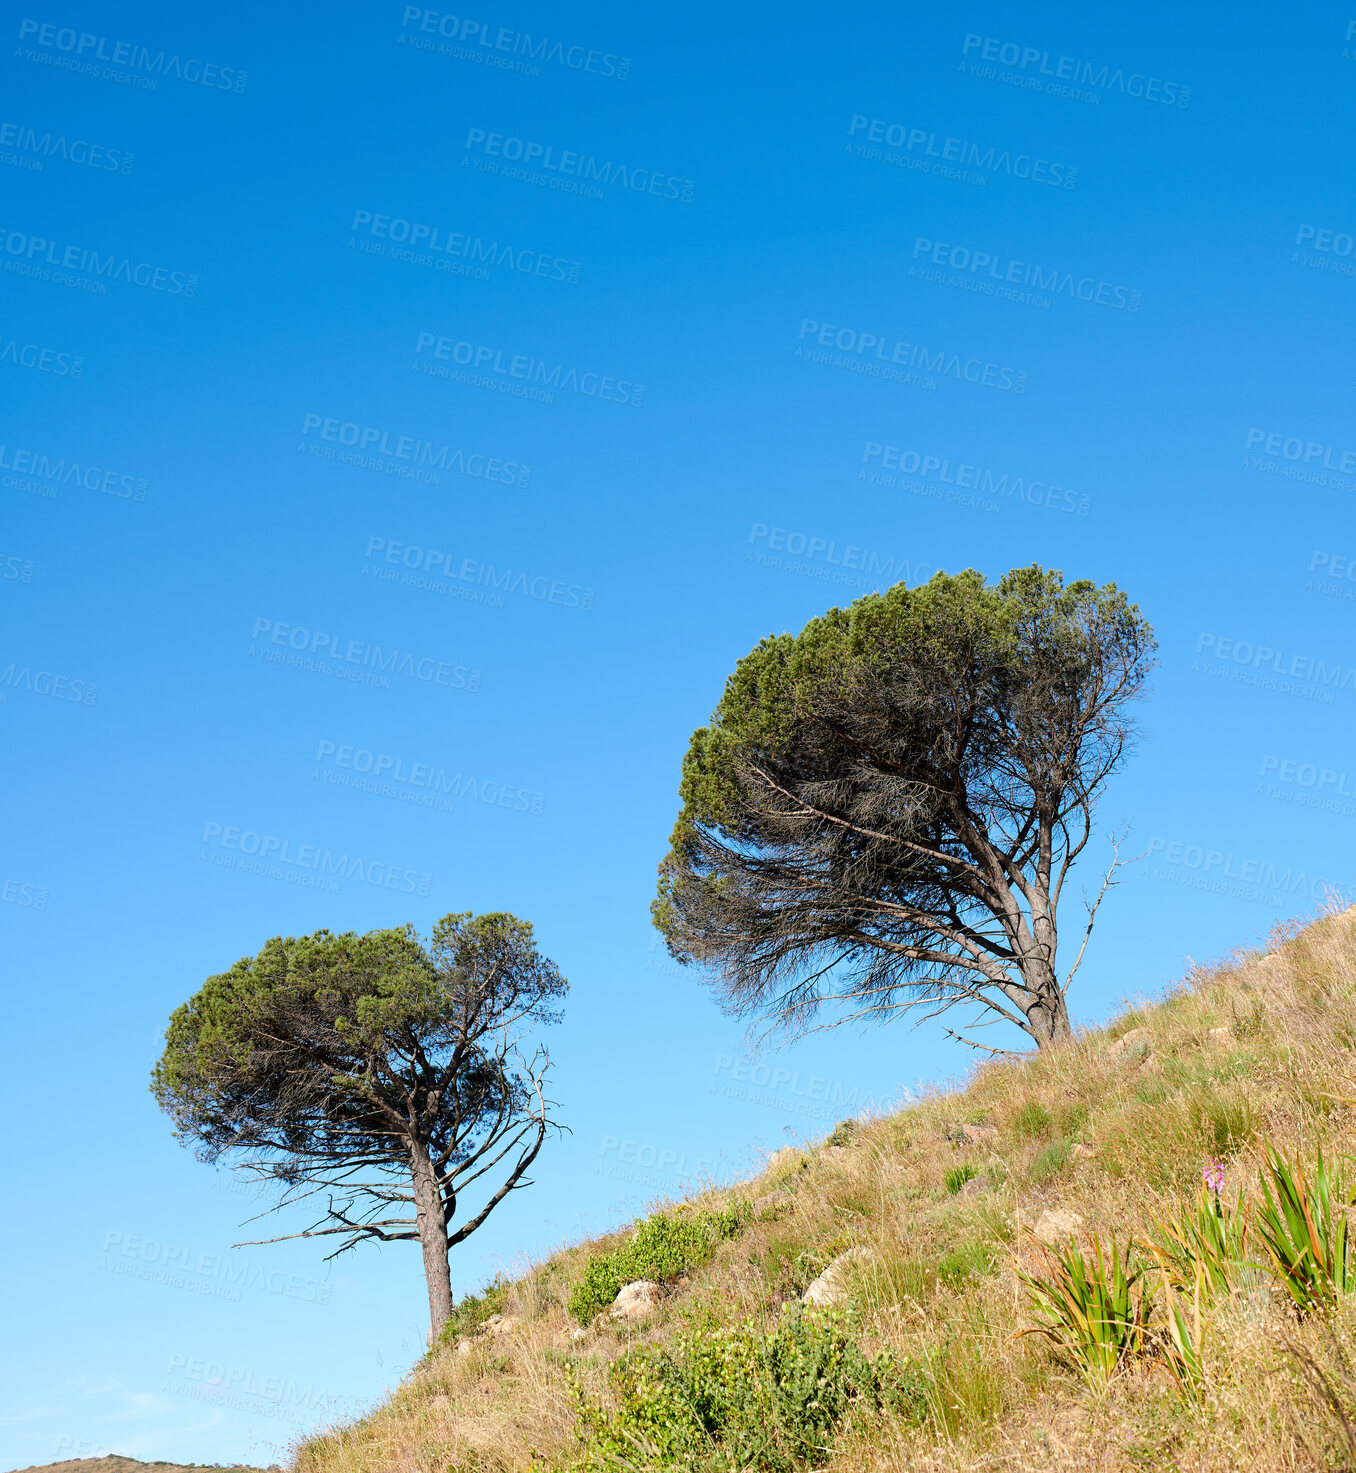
[10,1459,273,1473]
[293,905,1356,1472]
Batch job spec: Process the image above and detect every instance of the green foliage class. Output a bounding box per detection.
[1200,1088,1255,1155]
[1149,1185,1248,1304]
[850,1253,934,1310]
[753,1230,847,1300]
[1020,1233,1150,1389]
[944,1163,979,1195]
[649,566,1156,1051]
[1012,1101,1052,1140]
[1134,1077,1168,1107]
[1029,1138,1072,1185]
[922,1321,1006,1434]
[937,1239,998,1286]
[1254,1143,1355,1313]
[1110,1010,1147,1039]
[825,1119,856,1148]
[435,1275,511,1348]
[568,1208,744,1325]
[1154,1261,1208,1402]
[573,1308,928,1472]
[151,913,566,1163]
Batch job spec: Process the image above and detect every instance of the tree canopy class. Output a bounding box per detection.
[152,911,566,1338]
[652,566,1156,1051]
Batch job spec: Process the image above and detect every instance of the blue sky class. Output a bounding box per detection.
[3,3,1355,1466]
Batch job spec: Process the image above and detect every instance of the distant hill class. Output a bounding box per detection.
[9,1458,275,1473]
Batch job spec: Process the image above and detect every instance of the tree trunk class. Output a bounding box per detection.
[1026,983,1072,1048]
[1010,944,1071,1048]
[410,1138,453,1343]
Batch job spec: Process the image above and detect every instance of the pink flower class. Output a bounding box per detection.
[1202,1159,1226,1196]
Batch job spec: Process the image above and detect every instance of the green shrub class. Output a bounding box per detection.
[435,1274,510,1348]
[1012,1101,1052,1140]
[1254,1143,1354,1313]
[944,1163,978,1195]
[573,1308,927,1472]
[1020,1233,1150,1388]
[825,1119,856,1147]
[938,1239,997,1286]
[1149,1181,1248,1303]
[1143,1250,1208,1402]
[568,1207,743,1324]
[1030,1138,1072,1185]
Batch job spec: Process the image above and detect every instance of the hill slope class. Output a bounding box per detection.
[294,906,1356,1472]
[9,1459,273,1473]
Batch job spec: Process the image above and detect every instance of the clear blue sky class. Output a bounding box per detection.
[3,3,1354,1466]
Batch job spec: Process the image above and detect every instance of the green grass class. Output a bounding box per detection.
[1011,1101,1053,1140]
[945,1163,979,1195]
[1029,1138,1072,1185]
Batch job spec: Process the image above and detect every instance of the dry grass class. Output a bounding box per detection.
[293,903,1356,1472]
